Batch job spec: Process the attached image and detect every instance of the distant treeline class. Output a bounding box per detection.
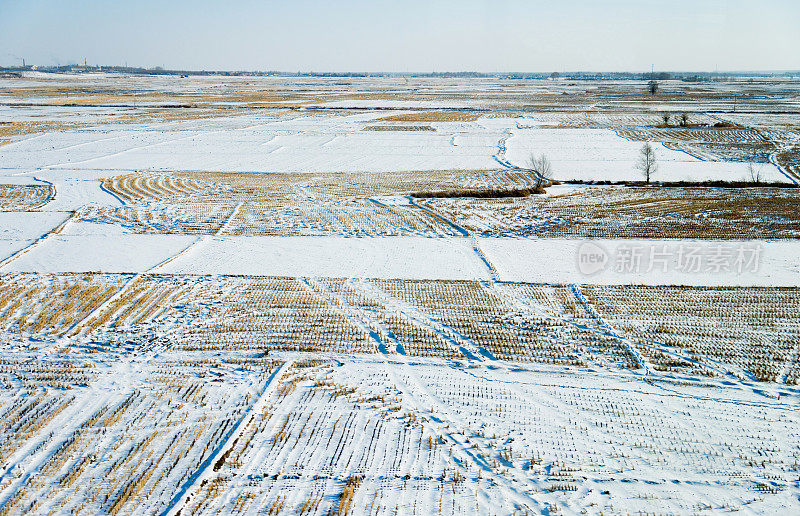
[1,65,798,80]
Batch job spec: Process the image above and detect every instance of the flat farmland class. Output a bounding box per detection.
[0,73,799,514]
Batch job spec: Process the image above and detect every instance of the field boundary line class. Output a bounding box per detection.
[65,201,244,336]
[29,175,57,210]
[63,273,144,337]
[0,210,76,271]
[768,147,799,184]
[98,180,128,205]
[407,196,499,280]
[149,201,242,273]
[162,360,292,516]
[215,201,243,235]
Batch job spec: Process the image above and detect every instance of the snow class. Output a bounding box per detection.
[0,239,34,261]
[0,175,51,186]
[2,112,776,181]
[504,128,788,182]
[0,113,499,174]
[34,176,122,211]
[315,99,485,109]
[156,235,488,279]
[0,212,70,241]
[5,232,491,279]
[7,226,797,286]
[480,237,800,286]
[4,346,798,515]
[2,75,799,515]
[2,222,196,273]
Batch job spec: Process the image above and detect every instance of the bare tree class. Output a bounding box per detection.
[747,162,762,184]
[679,112,689,127]
[528,153,553,188]
[662,113,671,126]
[636,143,658,183]
[648,80,659,95]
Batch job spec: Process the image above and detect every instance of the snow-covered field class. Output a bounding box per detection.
[505,128,788,182]
[2,351,798,515]
[4,227,800,286]
[0,74,799,515]
[480,237,800,286]
[1,103,789,181]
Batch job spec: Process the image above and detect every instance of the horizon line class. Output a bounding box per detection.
[3,65,800,76]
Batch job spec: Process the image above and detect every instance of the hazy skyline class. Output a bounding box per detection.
[1,0,798,72]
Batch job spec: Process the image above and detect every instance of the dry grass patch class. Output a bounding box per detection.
[362,125,435,131]
[0,86,324,108]
[423,186,800,239]
[0,184,55,211]
[376,111,482,122]
[88,170,535,236]
[0,120,84,138]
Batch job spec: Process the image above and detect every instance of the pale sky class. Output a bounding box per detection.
[1,0,798,72]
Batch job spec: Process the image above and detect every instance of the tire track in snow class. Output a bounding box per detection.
[481,281,606,369]
[376,354,547,514]
[353,279,495,361]
[569,285,654,375]
[565,285,778,392]
[162,360,292,516]
[41,133,127,154]
[36,117,281,171]
[407,197,499,281]
[43,131,204,170]
[485,281,764,389]
[299,277,391,354]
[0,323,179,506]
[343,278,407,355]
[366,197,428,237]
